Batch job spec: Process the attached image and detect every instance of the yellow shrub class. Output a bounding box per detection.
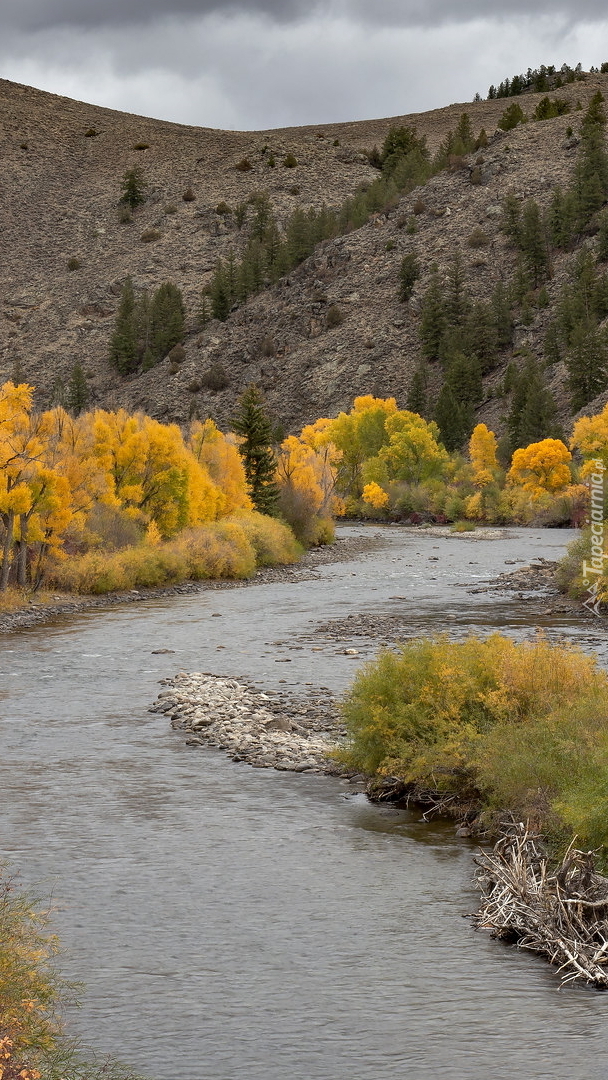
[236,511,301,566]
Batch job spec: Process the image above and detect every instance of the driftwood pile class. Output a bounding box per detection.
[471,823,608,988]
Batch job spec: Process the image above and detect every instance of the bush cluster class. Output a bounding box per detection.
[338,634,608,861]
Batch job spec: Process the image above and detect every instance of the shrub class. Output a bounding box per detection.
[259,335,276,357]
[200,363,230,391]
[84,127,97,137]
[168,343,186,364]
[66,256,82,270]
[289,185,301,195]
[283,153,298,168]
[182,187,196,201]
[470,166,482,185]
[132,142,150,150]
[326,304,344,328]
[140,228,161,242]
[467,227,490,248]
[237,511,301,566]
[338,634,608,857]
[235,158,253,171]
[412,199,426,214]
[216,201,231,215]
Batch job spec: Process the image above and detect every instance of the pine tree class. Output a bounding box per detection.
[120,166,146,209]
[109,277,138,374]
[210,260,231,321]
[520,199,550,285]
[150,282,185,362]
[566,323,608,410]
[507,357,560,450]
[406,366,427,415]
[434,384,472,452]
[399,251,419,302]
[420,266,447,360]
[67,361,89,416]
[232,386,279,515]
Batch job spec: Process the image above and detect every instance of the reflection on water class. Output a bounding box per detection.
[2,526,608,1080]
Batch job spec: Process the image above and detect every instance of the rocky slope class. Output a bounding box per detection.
[3,74,608,432]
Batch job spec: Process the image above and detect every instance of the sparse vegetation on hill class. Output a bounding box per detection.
[4,71,608,446]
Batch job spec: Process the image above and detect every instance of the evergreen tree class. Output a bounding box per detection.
[520,199,550,285]
[67,361,89,416]
[406,366,427,415]
[445,252,470,327]
[399,252,419,302]
[490,281,514,350]
[507,357,560,450]
[419,266,447,360]
[120,166,146,208]
[565,322,608,410]
[232,386,279,515]
[210,260,232,321]
[150,281,185,362]
[109,277,138,374]
[434,384,471,452]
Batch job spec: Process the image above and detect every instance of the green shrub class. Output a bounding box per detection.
[200,363,230,391]
[338,634,608,858]
[326,304,344,328]
[467,227,490,248]
[283,153,298,168]
[66,256,82,271]
[84,127,97,137]
[216,201,231,215]
[182,187,196,202]
[235,158,253,171]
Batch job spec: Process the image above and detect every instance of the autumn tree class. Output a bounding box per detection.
[231,386,279,515]
[469,424,500,487]
[508,438,573,497]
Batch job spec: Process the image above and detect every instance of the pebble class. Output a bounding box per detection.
[150,673,346,774]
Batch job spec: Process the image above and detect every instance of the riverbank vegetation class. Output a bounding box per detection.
[0,864,142,1080]
[338,634,608,862]
[2,376,607,600]
[0,382,335,596]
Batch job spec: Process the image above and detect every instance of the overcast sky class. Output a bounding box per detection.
[2,0,608,130]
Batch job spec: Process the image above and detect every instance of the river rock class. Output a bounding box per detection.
[150,672,346,774]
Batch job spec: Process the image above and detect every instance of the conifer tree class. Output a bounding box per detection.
[150,281,185,362]
[420,266,447,361]
[399,252,419,302]
[566,323,608,410]
[232,385,279,515]
[434,383,471,452]
[67,361,89,416]
[109,277,138,374]
[406,366,427,415]
[507,357,560,451]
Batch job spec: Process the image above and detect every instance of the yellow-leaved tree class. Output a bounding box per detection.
[188,419,252,515]
[507,438,573,497]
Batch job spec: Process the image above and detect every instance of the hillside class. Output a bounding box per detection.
[3,74,608,436]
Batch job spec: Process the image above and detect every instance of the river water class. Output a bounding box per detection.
[2,525,608,1080]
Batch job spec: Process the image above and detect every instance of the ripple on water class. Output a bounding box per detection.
[2,526,607,1080]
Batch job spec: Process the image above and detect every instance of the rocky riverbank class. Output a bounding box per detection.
[0,531,386,635]
[150,672,348,774]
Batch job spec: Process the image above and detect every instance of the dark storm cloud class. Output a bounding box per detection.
[4,0,607,32]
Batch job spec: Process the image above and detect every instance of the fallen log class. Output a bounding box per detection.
[470,822,608,988]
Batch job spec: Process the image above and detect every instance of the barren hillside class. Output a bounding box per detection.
[2,74,608,433]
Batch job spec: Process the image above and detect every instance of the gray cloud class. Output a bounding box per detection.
[4,0,608,32]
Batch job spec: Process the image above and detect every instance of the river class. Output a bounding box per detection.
[2,525,607,1080]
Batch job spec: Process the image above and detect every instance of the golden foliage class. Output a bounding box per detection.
[507,438,572,497]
